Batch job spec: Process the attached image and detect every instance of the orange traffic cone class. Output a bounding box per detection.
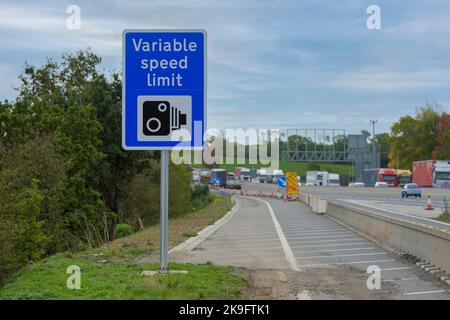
[425,195,434,210]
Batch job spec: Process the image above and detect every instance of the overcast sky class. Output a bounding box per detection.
[1,0,450,134]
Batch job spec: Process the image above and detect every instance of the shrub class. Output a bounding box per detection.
[114,224,134,239]
[191,184,210,199]
[191,184,212,210]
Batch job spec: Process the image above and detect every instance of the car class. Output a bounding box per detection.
[348,182,365,188]
[226,178,241,189]
[374,182,390,188]
[401,183,422,198]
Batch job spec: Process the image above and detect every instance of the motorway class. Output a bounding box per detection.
[238,182,450,231]
[172,189,450,299]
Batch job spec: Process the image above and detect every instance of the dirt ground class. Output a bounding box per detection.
[235,265,398,300]
[139,251,399,300]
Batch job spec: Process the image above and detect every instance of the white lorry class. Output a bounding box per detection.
[306,171,328,186]
[327,173,341,186]
[306,171,340,186]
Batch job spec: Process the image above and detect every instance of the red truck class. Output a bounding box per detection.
[363,168,397,187]
[413,160,450,188]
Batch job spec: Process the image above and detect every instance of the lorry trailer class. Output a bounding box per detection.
[210,169,227,186]
[363,168,397,187]
[413,160,450,188]
[306,171,328,186]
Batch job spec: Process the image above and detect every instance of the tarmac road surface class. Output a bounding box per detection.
[174,195,450,299]
[238,182,450,231]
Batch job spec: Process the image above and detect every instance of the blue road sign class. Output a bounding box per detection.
[122,29,206,150]
[277,176,286,189]
[213,176,221,185]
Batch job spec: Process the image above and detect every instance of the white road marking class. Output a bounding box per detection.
[379,267,414,271]
[290,242,369,249]
[283,231,352,236]
[297,259,395,268]
[382,277,419,282]
[290,238,361,243]
[294,246,377,254]
[280,223,337,228]
[252,197,301,272]
[282,224,342,228]
[283,227,344,233]
[401,290,448,296]
[298,252,386,259]
[287,233,355,240]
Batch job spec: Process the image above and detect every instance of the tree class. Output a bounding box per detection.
[361,129,371,141]
[389,104,449,168]
[0,49,200,282]
[372,133,390,167]
[16,179,49,263]
[433,113,450,159]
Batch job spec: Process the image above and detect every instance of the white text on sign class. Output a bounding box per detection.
[132,38,198,88]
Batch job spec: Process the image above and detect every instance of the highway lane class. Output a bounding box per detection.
[265,198,450,299]
[238,182,450,231]
[181,194,450,299]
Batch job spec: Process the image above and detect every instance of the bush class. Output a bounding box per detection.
[114,224,134,239]
[191,184,212,210]
[306,162,320,171]
[191,184,210,198]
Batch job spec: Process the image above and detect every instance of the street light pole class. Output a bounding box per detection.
[370,119,378,168]
[370,119,378,140]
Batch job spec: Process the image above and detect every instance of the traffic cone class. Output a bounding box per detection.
[425,195,435,210]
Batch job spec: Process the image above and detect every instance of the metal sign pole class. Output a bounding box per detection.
[160,150,169,272]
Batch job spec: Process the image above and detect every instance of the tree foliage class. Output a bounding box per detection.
[0,49,195,284]
[389,105,450,168]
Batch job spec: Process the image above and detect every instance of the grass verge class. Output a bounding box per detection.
[0,195,245,300]
[103,196,231,262]
[0,255,245,300]
[436,212,450,223]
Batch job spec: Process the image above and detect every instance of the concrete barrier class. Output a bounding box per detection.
[326,201,450,274]
[299,193,327,214]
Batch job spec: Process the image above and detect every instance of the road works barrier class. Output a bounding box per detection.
[325,201,450,274]
[210,186,293,200]
[299,193,327,214]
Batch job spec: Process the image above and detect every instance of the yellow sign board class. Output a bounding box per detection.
[286,172,299,195]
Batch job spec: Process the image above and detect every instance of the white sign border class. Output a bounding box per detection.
[122,29,207,150]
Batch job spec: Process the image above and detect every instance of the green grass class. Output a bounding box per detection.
[182,231,198,238]
[436,212,450,223]
[0,254,245,300]
[0,196,246,300]
[219,161,352,177]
